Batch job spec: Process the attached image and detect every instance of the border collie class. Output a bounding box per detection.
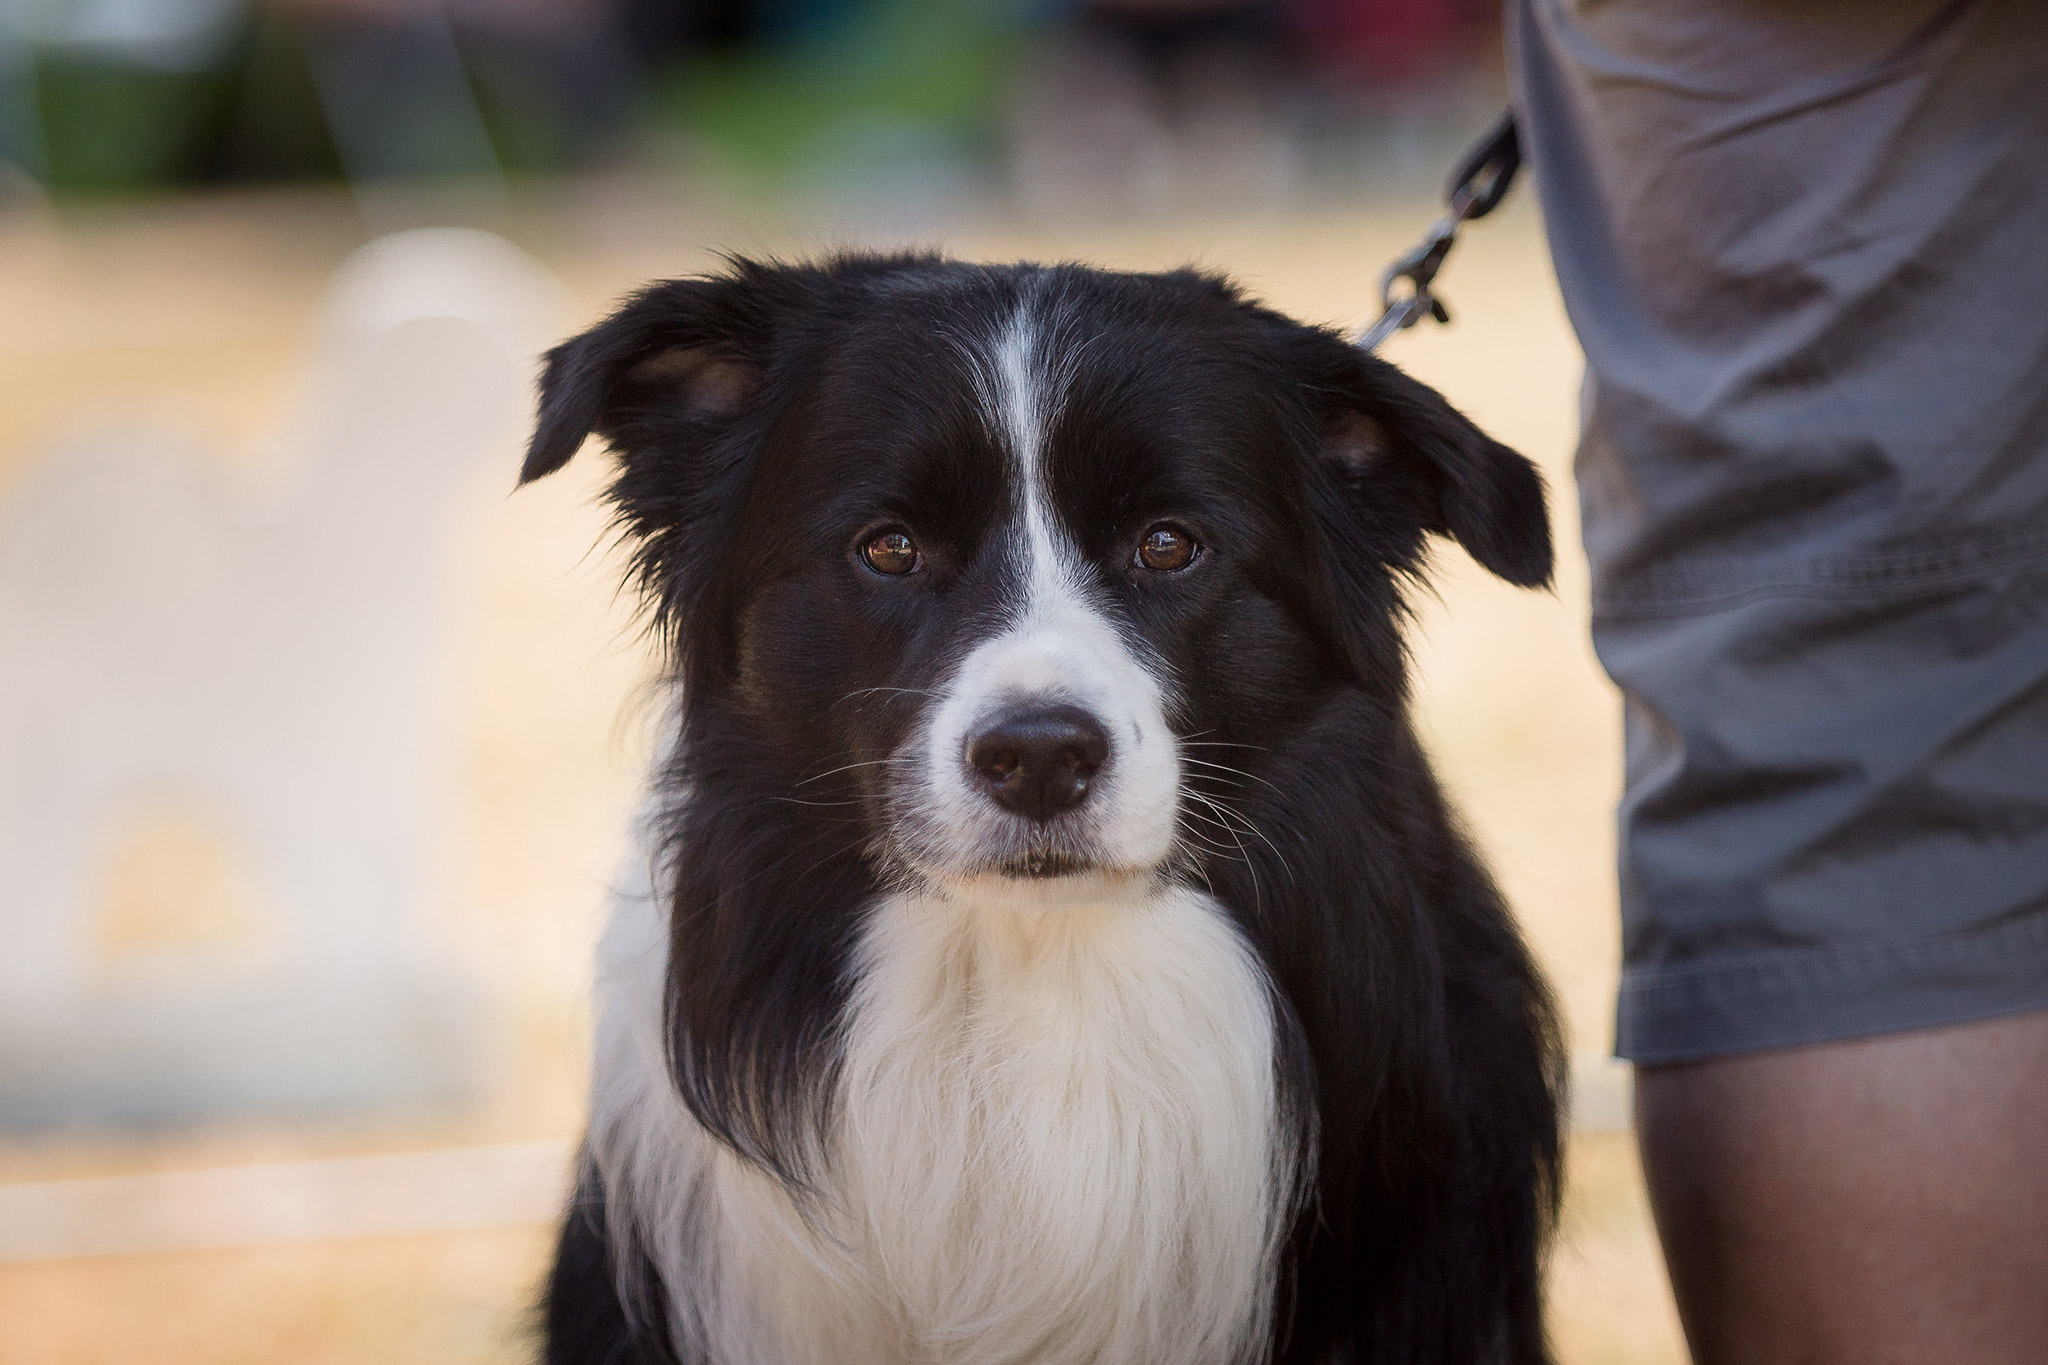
[522,255,1563,1365]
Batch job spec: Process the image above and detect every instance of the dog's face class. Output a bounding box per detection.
[524,257,1549,903]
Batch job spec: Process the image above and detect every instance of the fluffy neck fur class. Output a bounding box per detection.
[589,857,1301,1365]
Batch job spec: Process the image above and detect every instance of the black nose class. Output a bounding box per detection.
[965,704,1110,823]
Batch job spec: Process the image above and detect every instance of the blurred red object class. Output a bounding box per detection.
[1289,0,1479,79]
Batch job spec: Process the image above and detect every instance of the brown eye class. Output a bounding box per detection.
[1136,524,1198,572]
[860,529,921,576]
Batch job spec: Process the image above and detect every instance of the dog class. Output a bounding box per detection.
[521,254,1564,1365]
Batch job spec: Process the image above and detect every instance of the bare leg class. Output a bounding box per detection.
[1635,1010,2048,1365]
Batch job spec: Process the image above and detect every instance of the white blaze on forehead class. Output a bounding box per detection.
[907,293,1181,878]
[992,306,1074,612]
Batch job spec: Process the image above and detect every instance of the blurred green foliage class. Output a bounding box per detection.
[34,52,235,194]
[11,0,1032,197]
[653,0,1022,174]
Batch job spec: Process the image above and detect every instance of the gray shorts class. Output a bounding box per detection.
[1509,0,2048,1062]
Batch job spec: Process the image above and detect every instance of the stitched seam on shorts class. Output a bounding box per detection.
[1592,520,2048,620]
[1618,896,2048,1000]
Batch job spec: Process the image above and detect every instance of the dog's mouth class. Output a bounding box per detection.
[920,857,1161,915]
[900,837,1116,887]
[892,820,1163,901]
[989,849,1096,880]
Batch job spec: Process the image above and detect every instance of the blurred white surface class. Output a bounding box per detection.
[0,228,570,1127]
[0,1139,574,1261]
[1569,1051,1633,1133]
[0,1051,1627,1264]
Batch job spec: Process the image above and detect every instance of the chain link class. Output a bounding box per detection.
[1354,111,1521,354]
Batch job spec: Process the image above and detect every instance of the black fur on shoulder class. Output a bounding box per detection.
[543,1164,679,1365]
[525,253,1563,1365]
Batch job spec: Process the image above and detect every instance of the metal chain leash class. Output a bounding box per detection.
[1354,110,1522,354]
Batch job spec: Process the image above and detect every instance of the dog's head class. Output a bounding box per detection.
[524,255,1548,902]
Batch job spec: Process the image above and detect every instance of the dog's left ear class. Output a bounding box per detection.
[1316,352,1552,589]
[519,267,793,485]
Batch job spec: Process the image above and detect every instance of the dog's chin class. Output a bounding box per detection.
[990,849,1096,880]
[913,846,1161,913]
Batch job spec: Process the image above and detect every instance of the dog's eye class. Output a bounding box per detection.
[1135,524,1198,573]
[860,529,922,576]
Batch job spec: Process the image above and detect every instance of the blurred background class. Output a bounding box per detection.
[0,1,1684,1360]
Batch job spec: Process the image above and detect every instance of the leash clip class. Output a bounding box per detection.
[1355,110,1521,354]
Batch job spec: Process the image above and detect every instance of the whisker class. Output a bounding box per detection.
[793,756,912,787]
[1178,829,1251,874]
[1184,785,1297,889]
[1183,788,1262,913]
[698,830,876,904]
[1178,756,1285,794]
[833,686,936,708]
[1174,817,1245,861]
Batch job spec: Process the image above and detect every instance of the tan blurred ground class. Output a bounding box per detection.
[0,181,1681,1363]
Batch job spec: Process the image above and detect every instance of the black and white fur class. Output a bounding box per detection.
[523,255,1564,1365]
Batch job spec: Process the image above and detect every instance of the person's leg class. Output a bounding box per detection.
[1636,1009,2048,1365]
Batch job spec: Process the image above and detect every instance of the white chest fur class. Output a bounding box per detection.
[588,874,1295,1365]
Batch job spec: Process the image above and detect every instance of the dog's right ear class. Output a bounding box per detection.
[519,267,796,485]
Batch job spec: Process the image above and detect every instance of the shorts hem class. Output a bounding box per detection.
[1615,899,2048,1064]
[1592,520,2048,620]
